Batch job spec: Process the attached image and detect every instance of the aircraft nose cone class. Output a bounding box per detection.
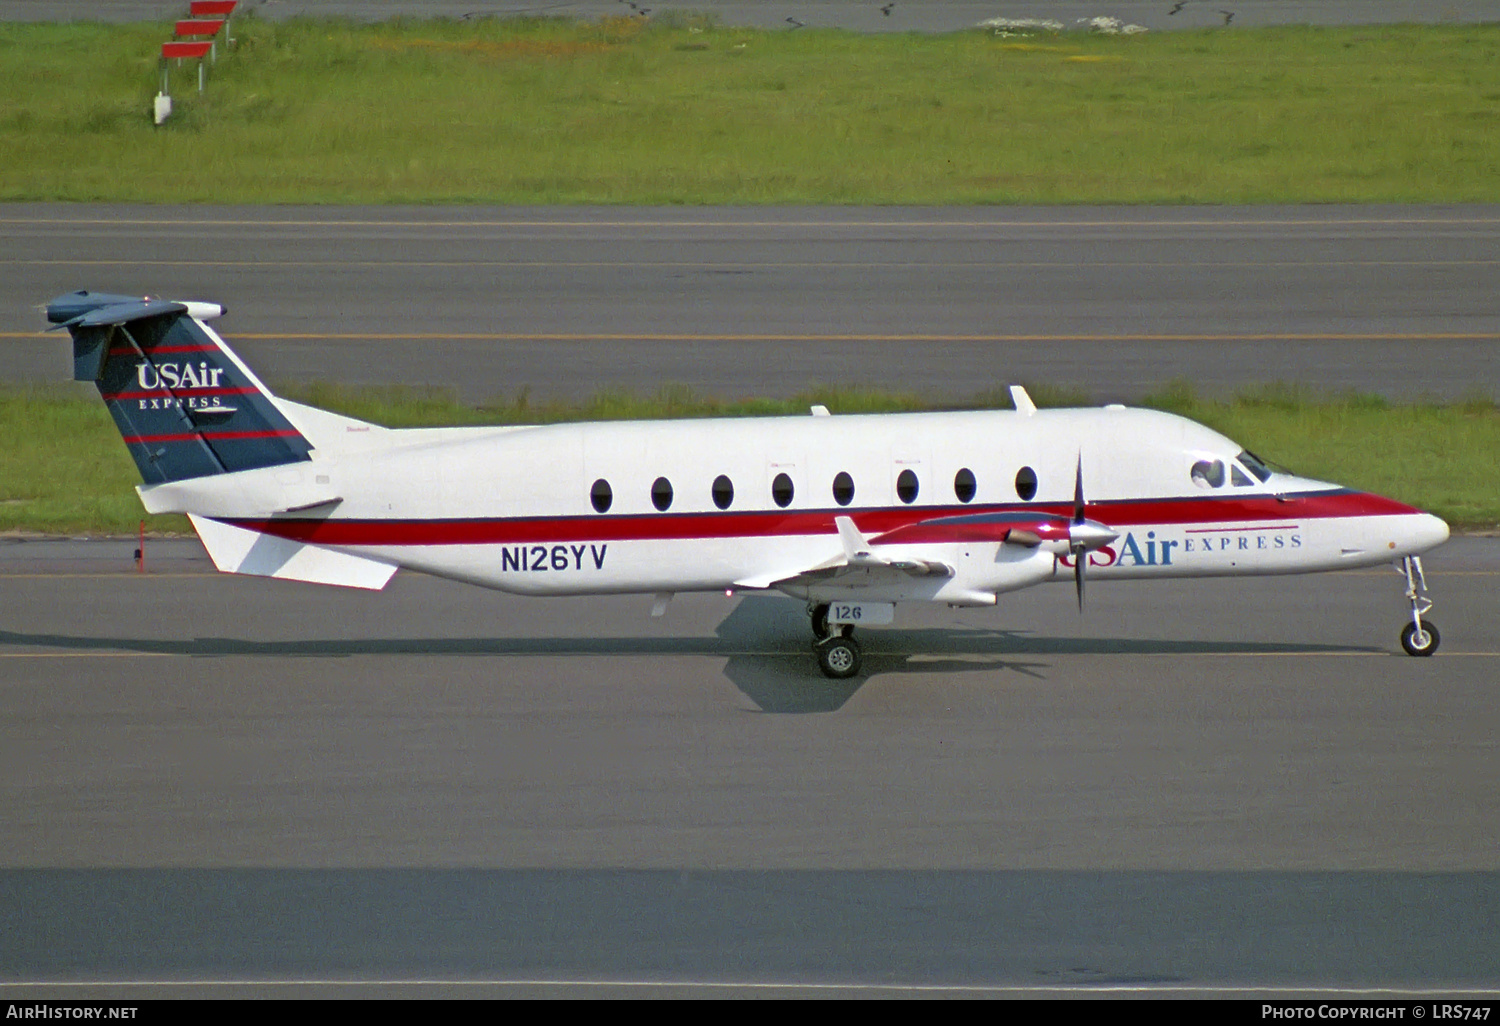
[1395,511,1450,556]
[1418,513,1451,551]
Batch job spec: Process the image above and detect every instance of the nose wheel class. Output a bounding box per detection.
[1396,556,1439,657]
[1400,620,1440,657]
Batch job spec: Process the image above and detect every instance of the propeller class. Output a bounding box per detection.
[1066,454,1120,611]
[1071,456,1087,609]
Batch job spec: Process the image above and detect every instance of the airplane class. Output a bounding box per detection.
[45,290,1451,678]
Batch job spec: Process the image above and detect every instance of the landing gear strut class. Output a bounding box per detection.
[1396,555,1439,657]
[810,603,861,679]
[810,602,830,641]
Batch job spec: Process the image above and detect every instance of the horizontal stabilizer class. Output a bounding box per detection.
[48,297,187,330]
[189,514,396,590]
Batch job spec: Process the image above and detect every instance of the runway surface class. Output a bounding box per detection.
[5,1,1495,32]
[1,535,1497,994]
[5,205,1499,402]
[6,5,1497,998]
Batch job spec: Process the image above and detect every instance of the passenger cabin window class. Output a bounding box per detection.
[1231,464,1254,487]
[832,471,855,507]
[954,467,976,503]
[712,474,734,510]
[1191,459,1226,489]
[651,476,674,511]
[896,469,919,504]
[772,472,794,508]
[590,478,612,513]
[1015,466,1038,501]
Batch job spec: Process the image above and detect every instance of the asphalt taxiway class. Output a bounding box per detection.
[4,205,1499,402]
[1,536,1496,994]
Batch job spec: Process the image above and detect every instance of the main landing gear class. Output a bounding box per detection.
[810,603,862,679]
[1397,555,1440,657]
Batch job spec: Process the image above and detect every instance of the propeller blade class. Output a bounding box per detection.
[1068,453,1111,611]
[1074,456,1088,609]
[1073,455,1085,524]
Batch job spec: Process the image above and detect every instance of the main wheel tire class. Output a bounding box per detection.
[810,603,830,640]
[816,636,862,679]
[1401,620,1440,657]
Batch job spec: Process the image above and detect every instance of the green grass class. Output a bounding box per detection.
[3,382,1495,536]
[2,16,1499,203]
[1141,383,1500,531]
[279,380,940,427]
[0,384,191,536]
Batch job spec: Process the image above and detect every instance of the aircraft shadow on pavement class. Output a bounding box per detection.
[712,596,1383,713]
[0,597,1380,715]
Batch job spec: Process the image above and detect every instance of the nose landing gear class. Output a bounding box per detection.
[1396,556,1439,657]
[810,602,862,679]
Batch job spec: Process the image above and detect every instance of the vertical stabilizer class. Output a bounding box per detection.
[46,291,312,484]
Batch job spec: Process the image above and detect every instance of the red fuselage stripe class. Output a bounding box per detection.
[108,344,218,356]
[225,490,1420,547]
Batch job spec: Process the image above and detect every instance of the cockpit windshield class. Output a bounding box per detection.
[1237,450,1273,483]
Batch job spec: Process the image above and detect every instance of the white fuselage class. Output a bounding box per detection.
[156,404,1449,606]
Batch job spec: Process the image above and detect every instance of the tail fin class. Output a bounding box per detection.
[46,290,312,484]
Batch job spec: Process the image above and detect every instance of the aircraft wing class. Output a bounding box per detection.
[734,515,955,591]
[733,511,1078,592]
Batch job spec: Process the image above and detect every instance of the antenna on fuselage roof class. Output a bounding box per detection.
[1009,386,1037,416]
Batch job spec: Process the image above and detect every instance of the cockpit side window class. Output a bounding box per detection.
[1237,450,1273,483]
[1230,464,1253,487]
[1190,459,1225,489]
